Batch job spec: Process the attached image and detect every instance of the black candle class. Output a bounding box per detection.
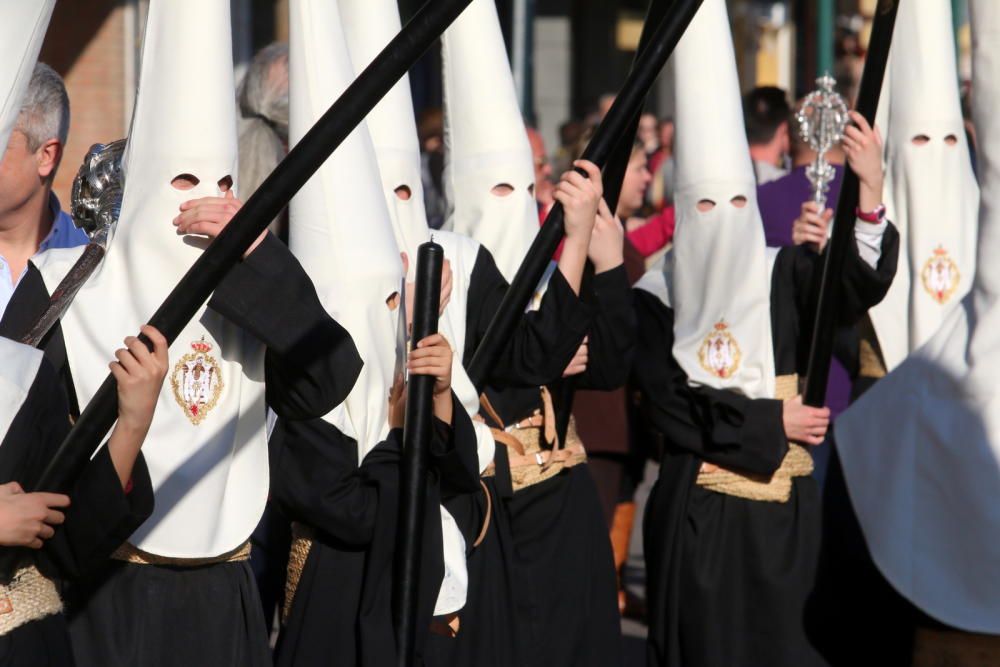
[393,240,443,667]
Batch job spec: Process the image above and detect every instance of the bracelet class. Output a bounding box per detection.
[855,203,886,223]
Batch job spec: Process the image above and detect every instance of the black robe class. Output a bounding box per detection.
[0,357,154,667]
[0,234,363,667]
[425,249,633,667]
[271,394,480,667]
[632,226,899,667]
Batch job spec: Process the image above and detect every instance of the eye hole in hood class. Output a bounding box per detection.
[171,173,200,190]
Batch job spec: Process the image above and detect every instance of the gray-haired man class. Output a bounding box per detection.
[0,63,84,319]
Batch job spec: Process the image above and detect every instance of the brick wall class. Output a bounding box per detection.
[40,0,129,207]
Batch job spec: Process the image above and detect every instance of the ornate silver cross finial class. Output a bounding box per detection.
[795,74,849,210]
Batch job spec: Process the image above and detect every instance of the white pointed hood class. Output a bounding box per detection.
[869,0,979,370]
[339,0,498,616]
[0,1,56,152]
[834,0,1000,633]
[339,0,495,470]
[665,0,775,399]
[338,0,431,279]
[441,0,535,282]
[289,0,402,461]
[31,0,272,558]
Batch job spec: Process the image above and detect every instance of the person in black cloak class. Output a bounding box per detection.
[0,330,167,666]
[338,0,633,665]
[630,1,899,666]
[429,1,635,665]
[271,3,480,664]
[0,2,362,665]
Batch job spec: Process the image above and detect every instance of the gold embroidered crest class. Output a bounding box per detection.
[921,245,960,305]
[698,321,742,379]
[169,337,223,425]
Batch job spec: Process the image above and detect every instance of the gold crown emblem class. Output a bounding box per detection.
[190,337,213,354]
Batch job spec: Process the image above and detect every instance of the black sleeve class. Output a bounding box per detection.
[836,221,900,324]
[43,448,154,578]
[20,361,155,579]
[207,234,363,421]
[785,221,901,328]
[269,415,386,548]
[575,264,636,390]
[631,289,787,476]
[428,393,481,498]
[464,247,593,387]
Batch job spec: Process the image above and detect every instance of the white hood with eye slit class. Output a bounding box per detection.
[441,0,536,283]
[661,0,776,400]
[34,0,269,559]
[868,0,979,371]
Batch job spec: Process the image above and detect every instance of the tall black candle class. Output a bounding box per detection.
[393,240,443,667]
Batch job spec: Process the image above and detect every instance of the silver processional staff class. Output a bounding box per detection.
[796,74,849,211]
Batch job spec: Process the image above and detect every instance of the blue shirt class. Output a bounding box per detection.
[0,194,89,319]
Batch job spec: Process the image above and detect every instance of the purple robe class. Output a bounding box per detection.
[756,164,852,421]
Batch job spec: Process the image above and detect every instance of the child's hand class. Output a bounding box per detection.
[556,160,602,244]
[407,333,454,425]
[588,199,624,273]
[174,190,267,258]
[842,111,885,214]
[407,334,453,397]
[792,201,833,253]
[112,325,169,437]
[782,395,830,446]
[0,482,70,549]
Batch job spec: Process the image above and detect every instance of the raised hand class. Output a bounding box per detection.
[842,110,885,215]
[589,199,625,273]
[555,160,603,243]
[792,201,833,253]
[173,190,267,258]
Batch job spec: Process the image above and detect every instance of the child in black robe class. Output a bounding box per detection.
[272,332,481,667]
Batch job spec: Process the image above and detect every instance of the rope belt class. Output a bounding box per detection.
[696,374,814,503]
[480,387,588,492]
[858,317,887,379]
[858,336,887,380]
[111,541,251,567]
[283,522,315,624]
[0,565,62,636]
